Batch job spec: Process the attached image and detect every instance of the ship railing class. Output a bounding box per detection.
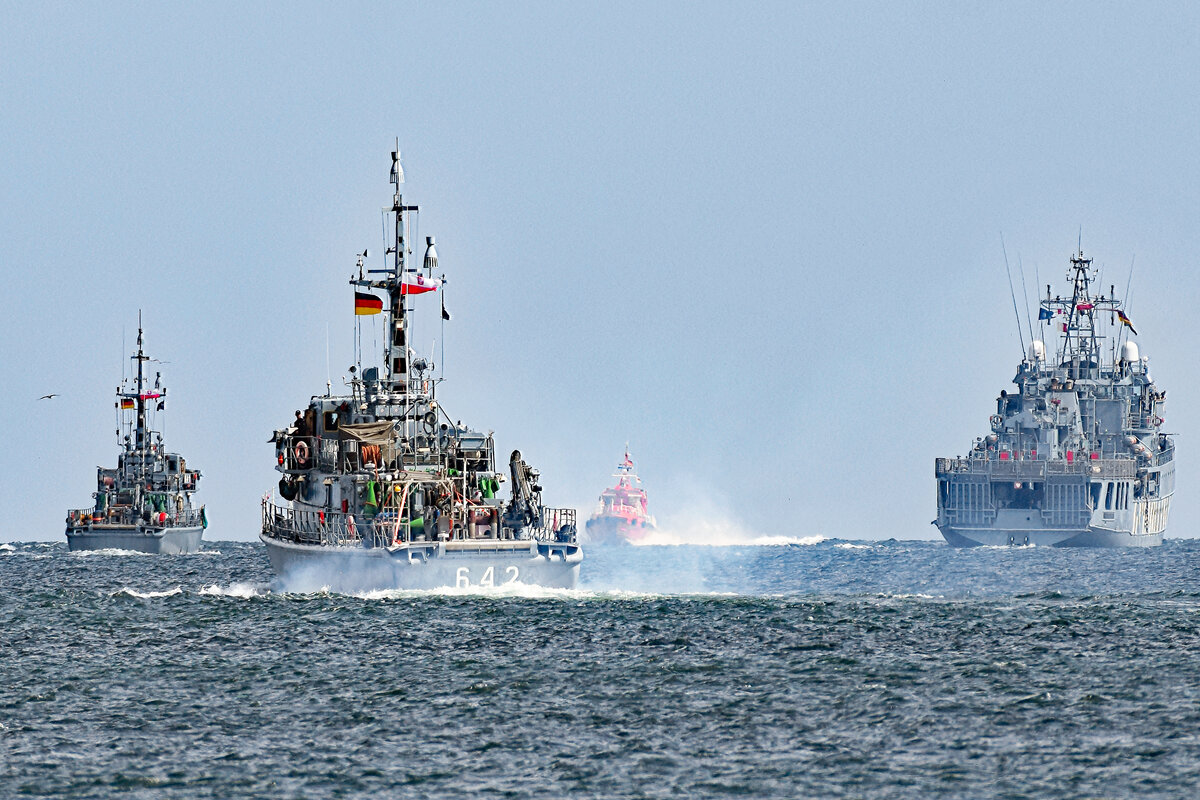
[261,501,365,547]
[277,435,318,472]
[1129,414,1161,430]
[1145,444,1174,468]
[261,497,580,548]
[261,501,439,548]
[1046,458,1137,478]
[539,507,578,543]
[278,434,396,473]
[67,507,204,528]
[408,375,434,396]
[340,439,361,471]
[318,437,340,470]
[936,457,1137,479]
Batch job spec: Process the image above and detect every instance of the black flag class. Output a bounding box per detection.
[441,294,451,321]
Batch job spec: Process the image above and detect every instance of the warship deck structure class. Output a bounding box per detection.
[65,321,206,553]
[935,251,1173,547]
[261,148,580,591]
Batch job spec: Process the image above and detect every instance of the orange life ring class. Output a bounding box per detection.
[294,440,310,467]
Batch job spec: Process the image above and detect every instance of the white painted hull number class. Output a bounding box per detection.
[455,565,520,588]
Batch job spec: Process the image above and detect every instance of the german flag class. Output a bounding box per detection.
[355,292,383,315]
[1117,309,1137,335]
[120,398,135,410]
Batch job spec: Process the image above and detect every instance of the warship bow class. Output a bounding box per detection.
[65,319,206,553]
[261,148,581,590]
[935,251,1173,547]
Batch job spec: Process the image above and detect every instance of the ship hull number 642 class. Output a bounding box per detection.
[455,565,519,588]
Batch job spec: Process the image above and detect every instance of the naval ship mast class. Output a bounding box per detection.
[1046,253,1120,379]
[365,146,416,394]
[118,314,159,502]
[345,147,445,467]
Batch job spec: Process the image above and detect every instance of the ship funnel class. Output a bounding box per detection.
[1028,340,1046,362]
[1121,341,1140,363]
[423,236,438,272]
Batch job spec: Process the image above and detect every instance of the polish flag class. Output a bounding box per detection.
[401,273,440,295]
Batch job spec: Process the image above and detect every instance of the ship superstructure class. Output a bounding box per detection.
[935,251,1174,547]
[585,449,656,545]
[260,148,580,591]
[65,321,205,553]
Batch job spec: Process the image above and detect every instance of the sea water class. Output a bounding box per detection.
[3,538,1199,798]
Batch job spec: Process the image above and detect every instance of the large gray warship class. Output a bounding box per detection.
[66,322,206,553]
[935,251,1174,547]
[260,149,581,591]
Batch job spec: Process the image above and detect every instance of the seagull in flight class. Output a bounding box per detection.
[37,394,58,400]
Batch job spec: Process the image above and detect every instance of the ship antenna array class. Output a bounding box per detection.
[1000,234,1026,356]
[1017,253,1034,347]
[1119,254,1136,350]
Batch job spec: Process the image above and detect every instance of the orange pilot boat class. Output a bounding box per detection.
[585,449,656,545]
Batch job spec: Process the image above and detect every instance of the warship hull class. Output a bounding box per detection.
[938,524,1162,548]
[261,533,582,593]
[66,525,204,554]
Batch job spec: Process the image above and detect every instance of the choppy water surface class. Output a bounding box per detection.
[3,538,1200,799]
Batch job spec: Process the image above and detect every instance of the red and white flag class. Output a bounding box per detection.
[401,273,440,295]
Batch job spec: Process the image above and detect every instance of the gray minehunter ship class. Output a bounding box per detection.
[935,251,1174,547]
[66,321,206,553]
[260,148,581,591]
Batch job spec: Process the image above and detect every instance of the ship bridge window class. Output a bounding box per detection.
[324,411,340,432]
[1090,482,1102,509]
[992,481,1043,510]
[1105,482,1114,510]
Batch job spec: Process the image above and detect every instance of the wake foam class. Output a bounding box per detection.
[199,582,271,599]
[72,548,154,557]
[113,586,183,599]
[634,529,824,547]
[350,583,737,602]
[622,491,822,547]
[352,581,583,601]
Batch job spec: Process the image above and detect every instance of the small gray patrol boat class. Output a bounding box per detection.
[260,148,581,592]
[935,250,1174,547]
[66,321,206,553]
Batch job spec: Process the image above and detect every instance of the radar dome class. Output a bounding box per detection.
[1121,341,1140,363]
[1028,340,1046,362]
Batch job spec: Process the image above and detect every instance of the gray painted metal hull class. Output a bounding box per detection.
[65,525,205,554]
[261,533,582,593]
[937,524,1162,548]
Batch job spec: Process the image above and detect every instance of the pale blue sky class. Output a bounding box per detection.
[3,2,1198,542]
